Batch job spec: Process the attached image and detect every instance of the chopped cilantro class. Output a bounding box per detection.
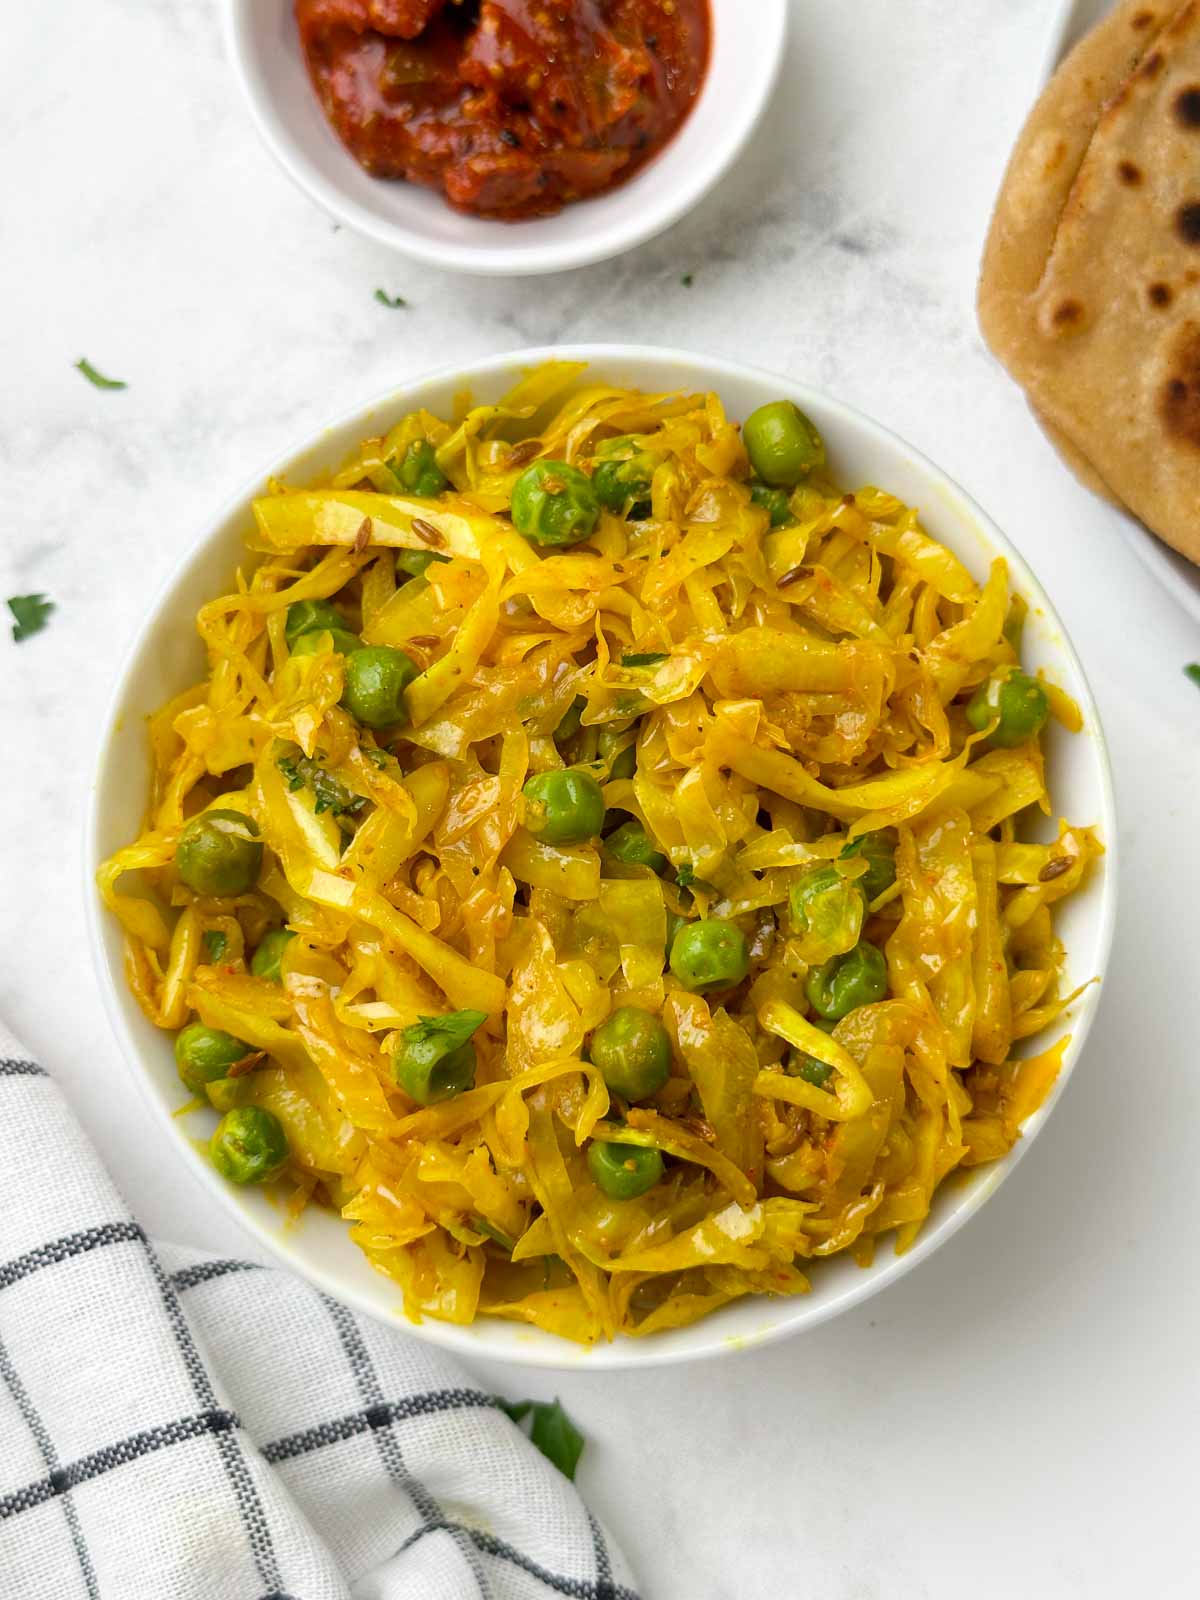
[374,289,409,308]
[364,747,391,768]
[1185,663,1200,689]
[75,358,126,390]
[403,1010,488,1052]
[277,755,305,793]
[500,1397,585,1480]
[621,651,669,667]
[675,862,696,888]
[7,594,54,642]
[203,930,228,964]
[275,750,367,816]
[472,1215,517,1252]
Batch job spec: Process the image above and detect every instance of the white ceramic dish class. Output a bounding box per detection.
[86,345,1118,1369]
[221,0,787,277]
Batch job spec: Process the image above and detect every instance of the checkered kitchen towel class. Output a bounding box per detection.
[0,1024,638,1600]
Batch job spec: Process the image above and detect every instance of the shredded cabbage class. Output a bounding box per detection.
[99,364,1101,1343]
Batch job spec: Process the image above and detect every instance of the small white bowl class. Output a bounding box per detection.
[86,346,1118,1369]
[221,0,787,276]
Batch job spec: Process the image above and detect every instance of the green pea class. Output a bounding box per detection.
[589,1007,672,1101]
[396,549,450,579]
[522,769,605,845]
[806,940,888,1021]
[554,696,585,743]
[391,439,449,498]
[605,820,667,873]
[587,1140,664,1200]
[291,626,362,658]
[210,1106,289,1185]
[750,481,794,527]
[592,443,662,515]
[341,645,418,729]
[789,864,863,939]
[206,1077,246,1113]
[175,1023,251,1095]
[391,1009,487,1105]
[251,927,295,984]
[841,829,897,902]
[787,1050,833,1087]
[743,400,825,486]
[965,669,1050,748]
[284,598,345,648]
[669,918,750,992]
[175,810,263,896]
[510,460,600,548]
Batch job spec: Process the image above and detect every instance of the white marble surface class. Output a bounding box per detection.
[4,1,1200,1595]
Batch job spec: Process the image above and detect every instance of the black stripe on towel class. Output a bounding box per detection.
[0,1410,238,1520]
[262,1388,501,1463]
[0,1222,145,1293]
[396,1521,642,1600]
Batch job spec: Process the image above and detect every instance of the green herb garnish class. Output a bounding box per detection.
[75,358,126,390]
[364,747,391,769]
[500,1397,585,1480]
[1185,663,1200,689]
[621,652,669,667]
[374,289,409,308]
[276,751,367,816]
[675,862,696,888]
[203,930,228,964]
[472,1215,517,1252]
[405,1010,487,1053]
[7,594,54,642]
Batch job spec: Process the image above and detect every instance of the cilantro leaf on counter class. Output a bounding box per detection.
[7,594,54,642]
[1185,663,1200,689]
[499,1397,585,1480]
[75,358,127,390]
[374,289,409,308]
[680,272,694,287]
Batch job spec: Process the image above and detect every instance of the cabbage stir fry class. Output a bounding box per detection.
[99,364,1101,1343]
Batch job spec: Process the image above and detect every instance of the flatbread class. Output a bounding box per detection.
[1032,402,1126,507]
[980,1,1200,565]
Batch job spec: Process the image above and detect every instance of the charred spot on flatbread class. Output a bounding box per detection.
[1117,158,1144,184]
[1148,280,1174,307]
[1160,322,1200,445]
[1052,298,1085,329]
[1173,84,1200,122]
[1176,201,1200,243]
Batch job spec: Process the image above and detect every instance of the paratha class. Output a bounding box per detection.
[981,1,1200,564]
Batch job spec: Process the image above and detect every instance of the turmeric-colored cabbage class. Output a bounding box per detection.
[99,364,1101,1343]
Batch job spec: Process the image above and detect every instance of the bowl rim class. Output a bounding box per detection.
[85,342,1119,1369]
[219,0,789,276]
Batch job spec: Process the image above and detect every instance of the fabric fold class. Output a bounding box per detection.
[0,1024,636,1600]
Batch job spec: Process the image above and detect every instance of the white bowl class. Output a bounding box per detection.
[221,0,787,276]
[86,346,1118,1369]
